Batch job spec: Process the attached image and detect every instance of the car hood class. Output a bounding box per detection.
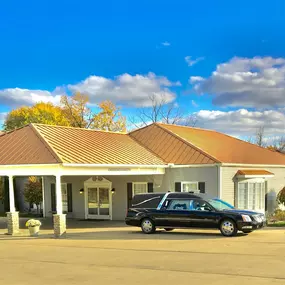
[222,209,263,216]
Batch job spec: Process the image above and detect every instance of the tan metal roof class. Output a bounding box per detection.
[0,125,59,165]
[32,124,164,165]
[236,170,274,176]
[130,124,217,164]
[155,123,285,165]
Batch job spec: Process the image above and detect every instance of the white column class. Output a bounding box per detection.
[41,176,46,217]
[8,176,16,212]
[55,175,63,214]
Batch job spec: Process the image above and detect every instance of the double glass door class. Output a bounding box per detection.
[87,187,110,219]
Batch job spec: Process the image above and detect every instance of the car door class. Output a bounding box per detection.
[189,199,220,228]
[160,199,193,228]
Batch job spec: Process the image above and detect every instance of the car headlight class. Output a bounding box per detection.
[242,215,252,222]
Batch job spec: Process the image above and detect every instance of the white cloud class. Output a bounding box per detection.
[0,88,63,107]
[161,41,171,46]
[0,73,180,108]
[191,56,285,108]
[191,100,199,108]
[68,72,180,107]
[185,56,205,67]
[194,108,285,137]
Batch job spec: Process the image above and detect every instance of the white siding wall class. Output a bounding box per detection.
[160,167,219,197]
[221,166,285,213]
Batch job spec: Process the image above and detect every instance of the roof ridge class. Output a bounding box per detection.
[33,123,127,135]
[155,123,221,163]
[30,124,63,163]
[157,122,218,133]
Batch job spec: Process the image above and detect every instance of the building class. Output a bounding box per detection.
[1,123,285,236]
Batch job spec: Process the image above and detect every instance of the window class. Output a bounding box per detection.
[168,199,191,210]
[181,182,199,193]
[61,183,68,213]
[237,181,265,210]
[132,182,148,196]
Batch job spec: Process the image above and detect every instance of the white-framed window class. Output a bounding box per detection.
[237,180,265,210]
[181,181,199,193]
[132,182,148,196]
[61,183,68,212]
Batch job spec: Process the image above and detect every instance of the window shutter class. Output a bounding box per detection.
[67,183,73,212]
[51,183,56,212]
[147,182,154,193]
[198,182,206,193]
[127,183,133,209]
[175,182,181,192]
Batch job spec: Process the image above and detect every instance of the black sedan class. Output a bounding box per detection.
[125,192,266,237]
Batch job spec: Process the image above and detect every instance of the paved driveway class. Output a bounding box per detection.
[0,219,285,285]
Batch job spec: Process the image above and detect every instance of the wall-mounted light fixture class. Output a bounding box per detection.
[79,188,84,194]
[111,188,115,194]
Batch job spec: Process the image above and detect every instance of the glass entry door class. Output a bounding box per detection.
[87,187,110,219]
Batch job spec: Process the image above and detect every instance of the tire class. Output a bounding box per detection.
[219,219,238,237]
[164,228,174,231]
[141,218,156,234]
[242,230,253,234]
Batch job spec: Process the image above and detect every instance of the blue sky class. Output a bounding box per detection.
[1,0,285,138]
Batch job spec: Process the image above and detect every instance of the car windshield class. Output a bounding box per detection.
[206,198,235,211]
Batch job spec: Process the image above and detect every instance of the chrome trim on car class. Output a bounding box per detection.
[157,192,170,210]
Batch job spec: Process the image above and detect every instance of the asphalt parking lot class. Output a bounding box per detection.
[0,220,285,285]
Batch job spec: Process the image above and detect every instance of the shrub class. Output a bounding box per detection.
[273,209,285,221]
[277,187,285,207]
[24,176,42,213]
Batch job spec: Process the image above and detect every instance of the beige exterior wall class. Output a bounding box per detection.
[221,166,285,212]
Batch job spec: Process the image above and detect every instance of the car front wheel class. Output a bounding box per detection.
[220,219,238,237]
[141,218,156,234]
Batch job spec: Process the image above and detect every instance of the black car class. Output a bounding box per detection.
[125,192,266,237]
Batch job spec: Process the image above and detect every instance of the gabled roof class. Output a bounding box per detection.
[130,123,285,165]
[0,124,165,165]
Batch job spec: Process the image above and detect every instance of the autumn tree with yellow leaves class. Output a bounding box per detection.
[4,93,126,132]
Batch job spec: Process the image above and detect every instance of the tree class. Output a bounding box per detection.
[255,125,265,147]
[130,94,197,128]
[60,92,94,128]
[277,187,285,207]
[92,100,126,132]
[61,93,126,131]
[24,176,43,214]
[4,102,71,131]
[267,137,285,153]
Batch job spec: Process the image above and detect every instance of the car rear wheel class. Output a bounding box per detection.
[141,218,156,234]
[220,219,238,237]
[164,228,174,231]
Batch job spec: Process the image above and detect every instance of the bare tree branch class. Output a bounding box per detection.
[129,93,197,129]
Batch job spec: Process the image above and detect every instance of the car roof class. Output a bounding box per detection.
[133,192,211,199]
